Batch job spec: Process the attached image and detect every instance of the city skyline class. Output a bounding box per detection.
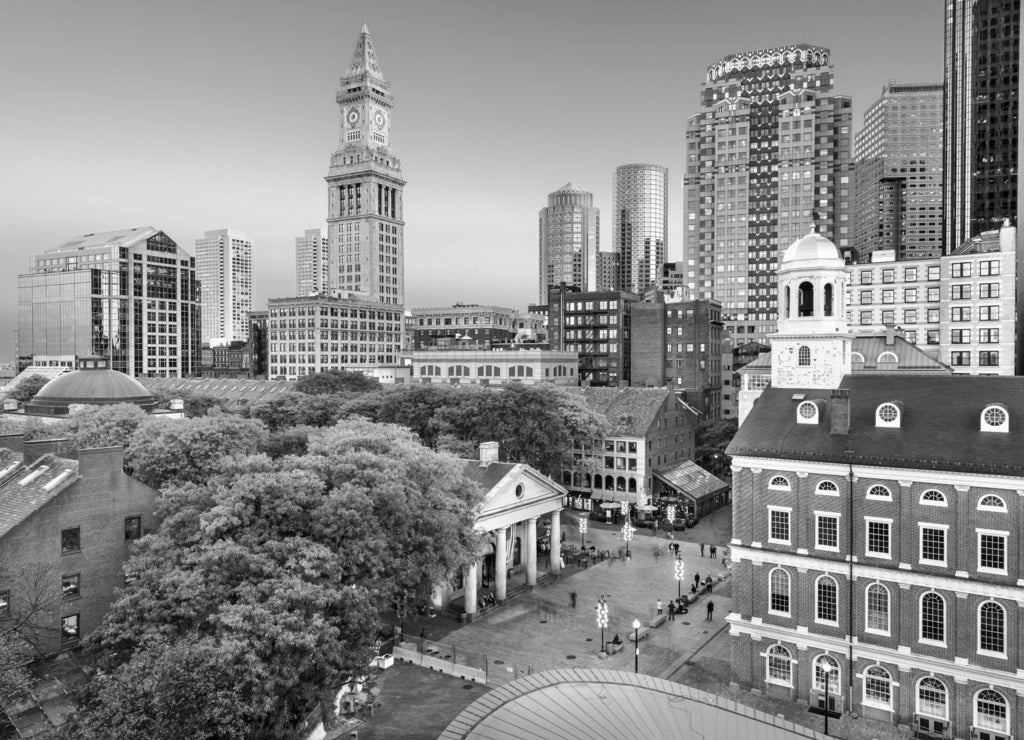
[0,0,942,364]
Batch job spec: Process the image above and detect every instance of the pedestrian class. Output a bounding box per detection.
[710,544,717,559]
[673,543,680,556]
[699,542,706,557]
[570,590,577,609]
[668,601,676,621]
[559,554,565,571]
[656,599,663,615]
[693,573,701,590]
[706,600,715,621]
[705,575,713,594]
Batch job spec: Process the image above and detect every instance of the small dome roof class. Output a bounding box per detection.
[27,358,155,414]
[781,228,843,268]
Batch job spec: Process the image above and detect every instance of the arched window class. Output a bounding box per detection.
[769,568,790,615]
[975,689,1009,733]
[627,478,637,493]
[978,495,1007,512]
[593,475,602,489]
[785,285,791,317]
[816,575,838,623]
[798,346,811,366]
[863,666,892,708]
[979,601,1006,655]
[813,654,840,694]
[920,592,945,643]
[851,351,866,369]
[824,283,834,316]
[797,401,819,424]
[605,475,614,490]
[877,351,899,366]
[866,485,892,500]
[798,281,814,316]
[768,476,791,491]
[875,403,901,427]
[562,471,572,485]
[917,677,948,720]
[920,489,947,506]
[616,476,626,492]
[981,404,1009,433]
[584,473,591,487]
[816,480,839,495]
[765,645,793,685]
[865,583,890,633]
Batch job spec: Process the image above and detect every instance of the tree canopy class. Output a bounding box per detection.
[294,369,380,395]
[6,374,50,402]
[695,418,738,476]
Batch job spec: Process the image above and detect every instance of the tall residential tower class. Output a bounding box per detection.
[538,182,599,303]
[613,164,668,295]
[683,44,853,343]
[295,228,330,296]
[326,25,405,306]
[194,228,252,345]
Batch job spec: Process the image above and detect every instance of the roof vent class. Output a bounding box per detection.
[791,394,806,401]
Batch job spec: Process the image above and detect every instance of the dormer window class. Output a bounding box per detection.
[875,402,901,428]
[980,404,1009,433]
[877,351,899,368]
[797,401,819,424]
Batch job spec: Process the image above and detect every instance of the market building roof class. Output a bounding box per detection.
[575,387,673,438]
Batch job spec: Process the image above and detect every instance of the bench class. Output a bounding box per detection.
[629,627,650,642]
[606,641,625,655]
[649,613,667,628]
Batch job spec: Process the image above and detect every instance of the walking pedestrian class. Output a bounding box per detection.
[570,590,577,609]
[710,544,717,559]
[699,542,706,557]
[693,573,701,590]
[706,600,715,621]
[668,602,676,621]
[705,575,713,594]
[656,599,663,615]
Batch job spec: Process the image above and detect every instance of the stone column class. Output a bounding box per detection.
[464,561,478,620]
[526,518,538,587]
[495,527,508,602]
[550,509,562,574]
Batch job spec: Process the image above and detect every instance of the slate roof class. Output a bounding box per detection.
[574,387,671,438]
[0,453,80,539]
[739,335,949,377]
[728,375,1024,476]
[653,460,729,500]
[460,460,518,491]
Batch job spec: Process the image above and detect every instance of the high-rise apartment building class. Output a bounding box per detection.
[944,0,1021,251]
[853,83,943,261]
[684,44,853,343]
[538,182,599,303]
[613,164,668,295]
[194,228,252,345]
[295,228,330,296]
[596,251,620,292]
[326,25,405,306]
[17,227,201,377]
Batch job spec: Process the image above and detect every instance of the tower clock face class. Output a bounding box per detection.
[372,110,387,130]
[346,108,360,127]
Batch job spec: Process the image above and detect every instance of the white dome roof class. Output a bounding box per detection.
[781,229,843,268]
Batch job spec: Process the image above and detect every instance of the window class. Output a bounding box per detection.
[766,645,793,685]
[61,614,80,644]
[860,271,873,285]
[769,508,791,544]
[863,666,892,708]
[866,519,891,558]
[951,351,971,367]
[979,306,1000,321]
[979,283,999,298]
[904,267,918,282]
[979,260,1000,276]
[927,286,940,302]
[813,655,840,693]
[866,484,892,500]
[920,592,945,644]
[979,328,999,343]
[865,583,890,633]
[920,489,946,506]
[859,311,873,326]
[797,401,819,424]
[881,289,895,304]
[978,601,1006,655]
[978,531,1007,573]
[859,290,873,305]
[927,265,940,280]
[951,285,972,300]
[950,262,971,278]
[951,306,971,322]
[61,527,80,554]
[768,476,791,491]
[926,308,940,323]
[0,590,8,617]
[919,526,946,565]
[917,677,948,720]
[816,576,838,623]
[124,517,141,541]
[769,568,790,615]
[875,404,900,427]
[881,310,895,325]
[951,329,971,344]
[816,480,838,496]
[979,351,999,367]
[61,574,80,601]
[904,288,918,303]
[816,513,839,551]
[975,689,1008,733]
[981,405,1009,432]
[881,269,895,284]
[798,346,810,366]
[978,495,1007,512]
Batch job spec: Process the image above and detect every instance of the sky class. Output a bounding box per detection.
[0,0,943,364]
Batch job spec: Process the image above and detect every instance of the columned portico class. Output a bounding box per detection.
[550,509,561,574]
[495,526,508,602]
[525,517,537,586]
[464,561,478,619]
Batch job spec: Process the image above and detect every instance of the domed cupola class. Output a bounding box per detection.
[24,357,157,416]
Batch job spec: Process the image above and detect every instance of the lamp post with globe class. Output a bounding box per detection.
[579,516,587,550]
[620,500,634,558]
[632,618,641,672]
[674,556,685,599]
[596,596,609,654]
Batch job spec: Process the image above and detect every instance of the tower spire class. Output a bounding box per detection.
[345,24,386,83]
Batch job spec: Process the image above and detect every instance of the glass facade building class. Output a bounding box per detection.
[17,227,201,377]
[538,182,599,304]
[613,164,668,295]
[853,83,943,261]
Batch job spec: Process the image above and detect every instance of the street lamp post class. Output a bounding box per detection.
[596,596,609,654]
[674,557,685,599]
[665,504,676,530]
[579,516,587,550]
[821,664,832,737]
[632,618,641,673]
[621,520,634,559]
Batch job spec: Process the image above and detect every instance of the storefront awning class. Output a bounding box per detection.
[589,488,640,504]
[653,460,728,503]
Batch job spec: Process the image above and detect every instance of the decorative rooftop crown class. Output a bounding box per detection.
[344,23,387,84]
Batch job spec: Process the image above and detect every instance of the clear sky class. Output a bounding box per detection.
[0,0,942,364]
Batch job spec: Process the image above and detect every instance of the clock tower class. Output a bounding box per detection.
[325,24,405,306]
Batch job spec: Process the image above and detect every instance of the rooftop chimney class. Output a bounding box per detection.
[830,389,850,435]
[479,441,499,466]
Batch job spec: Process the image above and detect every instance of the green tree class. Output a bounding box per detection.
[62,403,149,450]
[0,564,61,698]
[7,374,50,402]
[294,369,379,395]
[695,418,738,476]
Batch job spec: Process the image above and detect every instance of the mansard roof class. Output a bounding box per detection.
[728,374,1024,476]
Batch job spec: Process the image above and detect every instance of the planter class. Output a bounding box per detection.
[372,654,394,670]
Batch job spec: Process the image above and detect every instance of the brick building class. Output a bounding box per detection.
[727,228,1024,740]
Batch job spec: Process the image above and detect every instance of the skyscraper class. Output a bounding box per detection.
[194,228,252,345]
[538,182,599,303]
[326,25,405,306]
[853,83,943,261]
[295,228,330,296]
[613,164,668,295]
[684,44,853,342]
[17,227,201,377]
[944,0,1021,251]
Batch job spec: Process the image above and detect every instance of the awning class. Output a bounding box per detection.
[653,460,728,503]
[599,502,621,510]
[590,488,641,504]
[637,504,657,511]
